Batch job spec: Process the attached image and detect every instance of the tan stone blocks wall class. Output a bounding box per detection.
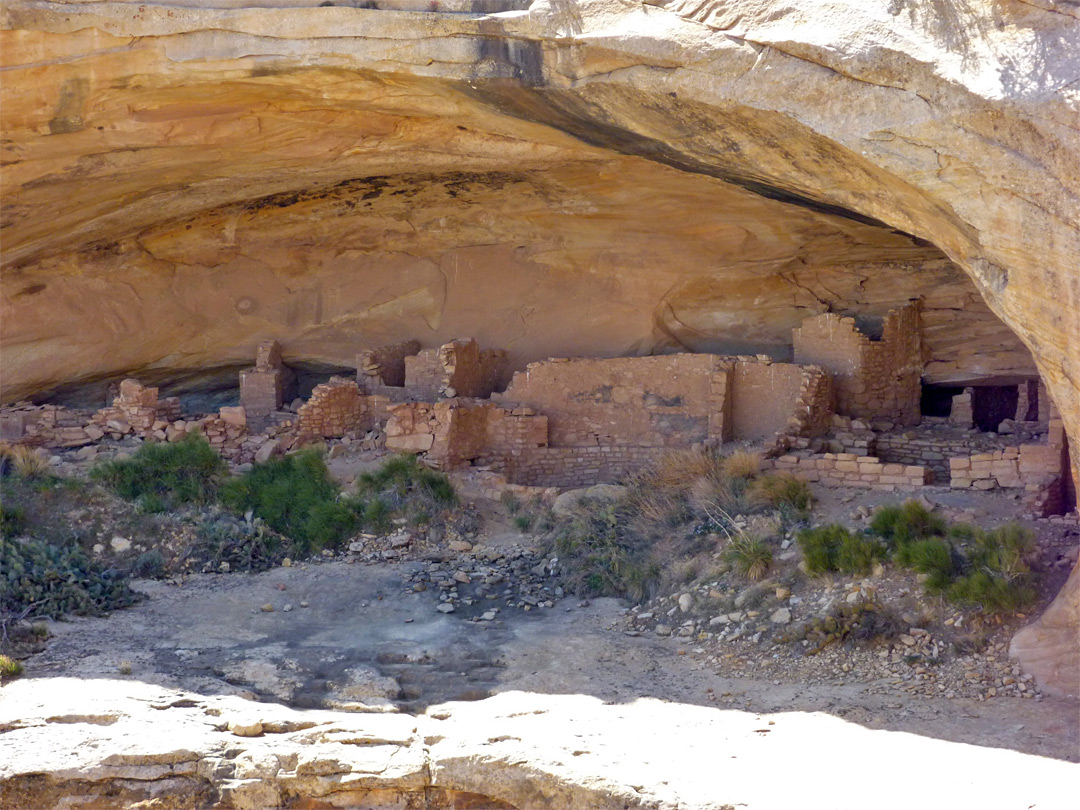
[949,388,974,428]
[402,339,506,400]
[494,354,729,448]
[90,379,181,438]
[730,360,806,441]
[949,442,1066,491]
[770,451,929,490]
[504,446,671,488]
[357,340,420,389]
[793,302,923,425]
[296,378,368,438]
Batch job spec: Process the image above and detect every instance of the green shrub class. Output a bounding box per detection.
[798,524,886,576]
[220,450,356,555]
[514,514,533,532]
[895,537,956,592]
[132,550,166,579]
[968,523,1034,578]
[552,499,658,601]
[944,523,1037,612]
[356,454,457,507]
[798,523,845,574]
[0,654,22,679]
[0,505,26,538]
[0,536,139,620]
[354,454,457,533]
[92,435,225,508]
[362,498,391,535]
[724,534,773,581]
[749,473,812,513]
[870,500,946,547]
[836,531,888,575]
[947,570,1036,613]
[192,517,283,573]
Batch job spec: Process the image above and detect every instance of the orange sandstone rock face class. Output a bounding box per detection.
[0,0,1077,691]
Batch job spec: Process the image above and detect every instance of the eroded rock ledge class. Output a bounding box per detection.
[1,678,1075,810]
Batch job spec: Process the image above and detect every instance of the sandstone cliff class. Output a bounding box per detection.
[1,0,1078,688]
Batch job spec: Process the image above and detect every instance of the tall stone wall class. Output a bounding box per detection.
[493,354,732,448]
[296,378,369,439]
[793,302,924,426]
[730,361,806,441]
[403,339,507,400]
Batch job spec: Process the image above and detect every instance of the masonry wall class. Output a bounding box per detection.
[497,446,672,489]
[770,452,931,491]
[296,378,369,438]
[357,340,420,388]
[493,354,731,448]
[793,302,923,425]
[731,361,807,441]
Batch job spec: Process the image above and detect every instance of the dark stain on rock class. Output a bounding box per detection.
[14,283,47,298]
[460,80,909,230]
[48,78,89,135]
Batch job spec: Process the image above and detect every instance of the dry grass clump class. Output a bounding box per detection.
[722,449,762,480]
[724,534,773,581]
[748,472,812,513]
[10,445,50,479]
[648,449,725,492]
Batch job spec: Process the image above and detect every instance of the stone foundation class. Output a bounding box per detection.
[770,452,931,490]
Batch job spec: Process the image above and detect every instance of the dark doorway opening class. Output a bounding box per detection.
[921,385,964,418]
[971,386,1019,432]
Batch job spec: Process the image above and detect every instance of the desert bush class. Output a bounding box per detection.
[501,491,522,515]
[354,454,458,537]
[551,498,658,601]
[221,449,358,555]
[895,537,956,592]
[10,446,51,479]
[947,570,1036,613]
[780,598,901,652]
[191,516,284,573]
[748,473,812,513]
[870,500,946,547]
[0,506,27,539]
[647,449,725,493]
[724,534,772,581]
[0,535,139,620]
[722,449,762,480]
[945,523,1037,612]
[0,654,22,678]
[798,524,886,575]
[513,514,533,532]
[92,435,225,508]
[131,549,166,579]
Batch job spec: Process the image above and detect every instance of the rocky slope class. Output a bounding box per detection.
[2,0,1078,705]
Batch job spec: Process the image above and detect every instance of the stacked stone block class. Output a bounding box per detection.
[948,388,974,428]
[240,340,295,431]
[91,379,181,438]
[771,452,930,490]
[357,340,420,389]
[793,301,924,426]
[296,378,368,438]
[402,338,507,400]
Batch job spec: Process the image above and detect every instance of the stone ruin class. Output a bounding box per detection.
[239,339,297,432]
[1,309,1075,516]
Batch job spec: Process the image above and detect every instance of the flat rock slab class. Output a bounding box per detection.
[1,679,1076,810]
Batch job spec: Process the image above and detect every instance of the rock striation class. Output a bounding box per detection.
[1,0,1077,691]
